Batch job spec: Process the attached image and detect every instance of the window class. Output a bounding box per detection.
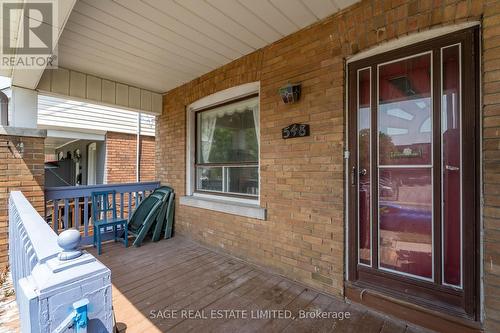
[195,95,259,198]
[183,83,265,219]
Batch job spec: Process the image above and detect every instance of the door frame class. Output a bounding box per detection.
[345,26,480,321]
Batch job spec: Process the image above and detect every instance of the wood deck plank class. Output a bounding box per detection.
[84,236,434,333]
[97,242,203,276]
[102,245,203,274]
[379,320,407,333]
[116,257,245,323]
[216,280,294,332]
[330,304,366,333]
[238,283,307,333]
[280,294,338,333]
[352,310,387,333]
[111,252,213,291]
[167,272,285,332]
[151,268,260,331]
[199,278,294,332]
[112,255,232,321]
[405,324,437,333]
[310,297,352,333]
[136,269,263,332]
[259,288,319,333]
[112,251,218,295]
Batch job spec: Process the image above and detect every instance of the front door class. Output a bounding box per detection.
[347,27,479,320]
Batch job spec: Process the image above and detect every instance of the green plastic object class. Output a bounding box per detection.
[151,187,173,242]
[148,186,175,241]
[163,192,175,239]
[127,192,165,247]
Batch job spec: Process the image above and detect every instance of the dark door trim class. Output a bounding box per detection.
[346,26,480,321]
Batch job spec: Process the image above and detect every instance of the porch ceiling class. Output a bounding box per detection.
[57,0,359,93]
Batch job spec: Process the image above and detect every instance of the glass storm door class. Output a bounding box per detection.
[347,27,479,319]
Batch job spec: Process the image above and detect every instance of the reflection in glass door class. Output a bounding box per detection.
[358,68,371,266]
[441,44,461,287]
[349,27,478,319]
[377,53,434,280]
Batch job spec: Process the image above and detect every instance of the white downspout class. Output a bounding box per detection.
[136,112,141,182]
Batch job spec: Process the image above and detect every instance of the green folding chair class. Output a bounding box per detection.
[151,186,175,242]
[127,192,165,247]
[163,192,175,240]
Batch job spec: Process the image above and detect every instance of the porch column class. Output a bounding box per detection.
[0,127,46,270]
[8,86,38,128]
[0,87,46,270]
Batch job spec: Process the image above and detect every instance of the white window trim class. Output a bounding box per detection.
[184,82,265,219]
[179,195,266,220]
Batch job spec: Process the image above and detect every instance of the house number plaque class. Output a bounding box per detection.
[282,123,310,139]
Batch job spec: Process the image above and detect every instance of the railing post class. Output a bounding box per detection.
[9,191,113,332]
[57,229,82,260]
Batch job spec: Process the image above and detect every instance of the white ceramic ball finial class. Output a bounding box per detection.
[58,229,82,260]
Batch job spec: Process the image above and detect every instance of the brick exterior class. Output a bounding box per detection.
[482,1,500,330]
[105,131,155,183]
[0,135,44,269]
[140,135,155,182]
[157,0,500,331]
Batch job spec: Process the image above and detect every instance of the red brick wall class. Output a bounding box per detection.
[105,132,155,183]
[157,0,498,330]
[140,135,155,182]
[482,1,500,330]
[0,135,44,269]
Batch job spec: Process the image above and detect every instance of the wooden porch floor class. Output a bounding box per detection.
[87,236,434,333]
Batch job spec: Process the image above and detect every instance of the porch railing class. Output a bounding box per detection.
[44,181,160,244]
[9,191,113,332]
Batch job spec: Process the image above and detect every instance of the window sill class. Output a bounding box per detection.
[180,196,266,220]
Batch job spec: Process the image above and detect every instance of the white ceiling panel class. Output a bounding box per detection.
[333,0,357,9]
[270,0,318,28]
[59,42,176,85]
[60,33,189,82]
[302,0,340,19]
[144,0,254,54]
[206,0,283,43]
[67,12,211,74]
[59,50,176,90]
[237,0,298,36]
[56,0,360,92]
[117,0,243,59]
[77,0,227,66]
[179,0,267,49]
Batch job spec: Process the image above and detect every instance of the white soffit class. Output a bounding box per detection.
[57,0,360,93]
